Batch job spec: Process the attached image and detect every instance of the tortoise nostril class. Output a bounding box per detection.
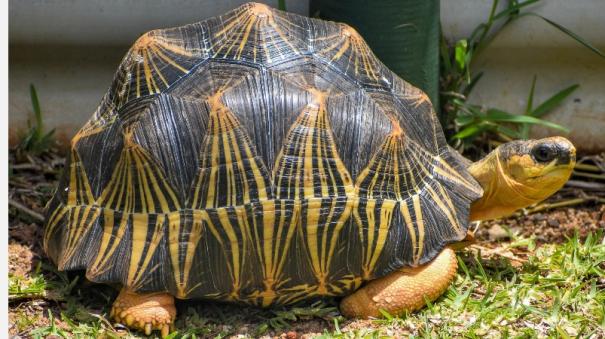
[557,145,574,165]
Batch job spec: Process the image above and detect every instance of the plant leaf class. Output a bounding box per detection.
[455,39,468,71]
[493,0,540,21]
[455,114,475,126]
[453,124,482,139]
[29,84,42,138]
[30,84,41,117]
[463,72,484,97]
[497,125,523,139]
[531,84,579,118]
[519,75,537,138]
[525,75,537,114]
[526,14,605,58]
[486,109,569,132]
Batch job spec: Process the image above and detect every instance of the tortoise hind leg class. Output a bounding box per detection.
[340,247,458,318]
[111,288,176,337]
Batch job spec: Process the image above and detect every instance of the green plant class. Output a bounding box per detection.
[9,264,47,301]
[440,0,604,151]
[453,77,578,142]
[320,231,605,337]
[18,84,55,155]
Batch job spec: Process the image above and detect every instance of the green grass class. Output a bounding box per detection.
[10,231,605,338]
[319,231,605,338]
[17,84,55,156]
[9,265,47,302]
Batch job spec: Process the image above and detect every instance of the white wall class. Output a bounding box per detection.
[9,0,605,152]
[10,0,310,46]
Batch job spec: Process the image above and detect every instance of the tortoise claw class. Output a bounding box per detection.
[111,289,176,338]
[161,324,170,338]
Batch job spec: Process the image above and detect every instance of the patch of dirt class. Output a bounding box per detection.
[8,301,71,337]
[8,243,37,278]
[480,204,605,244]
[8,222,44,279]
[271,320,328,339]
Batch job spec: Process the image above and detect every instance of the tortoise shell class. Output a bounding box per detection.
[44,2,482,306]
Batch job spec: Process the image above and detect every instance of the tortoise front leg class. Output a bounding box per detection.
[340,247,458,318]
[111,288,176,337]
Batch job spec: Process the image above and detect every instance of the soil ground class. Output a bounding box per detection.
[8,148,605,338]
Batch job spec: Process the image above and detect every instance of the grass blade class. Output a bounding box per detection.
[454,114,475,127]
[453,124,483,139]
[498,125,523,139]
[29,84,42,138]
[520,75,537,138]
[530,84,579,118]
[525,75,537,114]
[486,109,569,133]
[462,72,484,97]
[469,0,499,43]
[492,0,540,21]
[527,14,605,58]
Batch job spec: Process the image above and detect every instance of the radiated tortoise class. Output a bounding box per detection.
[43,3,576,336]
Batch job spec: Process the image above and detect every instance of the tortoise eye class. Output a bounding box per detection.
[532,144,556,163]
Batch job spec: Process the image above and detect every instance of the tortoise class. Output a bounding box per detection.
[43,2,575,336]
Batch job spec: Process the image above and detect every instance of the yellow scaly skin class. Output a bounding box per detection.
[340,137,575,318]
[111,290,175,337]
[469,137,576,221]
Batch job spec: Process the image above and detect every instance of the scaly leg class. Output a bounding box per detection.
[111,288,176,337]
[340,247,457,318]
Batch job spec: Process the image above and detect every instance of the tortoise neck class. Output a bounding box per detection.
[467,149,536,221]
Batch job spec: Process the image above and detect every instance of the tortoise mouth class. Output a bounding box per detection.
[526,160,574,179]
[535,165,573,180]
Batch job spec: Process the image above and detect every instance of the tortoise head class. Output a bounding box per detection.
[498,136,576,197]
[469,136,575,221]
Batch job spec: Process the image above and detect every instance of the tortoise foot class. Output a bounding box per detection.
[111,289,176,337]
[340,247,458,318]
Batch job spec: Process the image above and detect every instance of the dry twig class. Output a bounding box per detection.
[9,199,45,222]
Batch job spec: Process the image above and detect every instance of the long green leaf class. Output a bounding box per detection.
[29,84,42,138]
[469,0,499,44]
[530,84,579,118]
[462,72,484,97]
[525,14,605,58]
[525,75,537,114]
[472,0,544,59]
[492,0,540,21]
[453,124,482,139]
[486,109,569,132]
[519,75,538,138]
[454,114,475,126]
[498,125,523,139]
